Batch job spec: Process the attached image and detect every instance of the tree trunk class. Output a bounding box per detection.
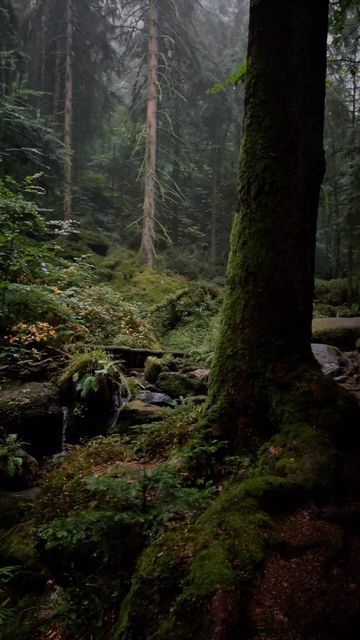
[53,45,61,120]
[329,128,341,278]
[141,0,159,268]
[205,0,329,448]
[63,0,73,221]
[210,128,220,267]
[347,52,358,303]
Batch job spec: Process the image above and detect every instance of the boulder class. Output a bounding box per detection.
[117,400,167,431]
[312,317,360,350]
[312,343,352,377]
[0,445,39,490]
[188,368,210,381]
[157,372,208,398]
[137,391,176,408]
[144,356,166,384]
[0,382,63,458]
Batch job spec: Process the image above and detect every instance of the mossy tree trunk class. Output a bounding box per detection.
[206,0,329,448]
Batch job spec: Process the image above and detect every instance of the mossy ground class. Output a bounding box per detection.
[1,261,359,639]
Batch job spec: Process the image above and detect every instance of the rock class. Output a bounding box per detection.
[0,446,39,490]
[189,369,210,381]
[137,391,176,408]
[157,372,208,399]
[311,343,353,378]
[0,382,63,458]
[312,344,343,376]
[144,356,166,384]
[117,400,167,431]
[312,317,360,350]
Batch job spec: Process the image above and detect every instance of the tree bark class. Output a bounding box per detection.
[210,126,221,267]
[206,0,329,448]
[63,0,73,221]
[141,0,159,268]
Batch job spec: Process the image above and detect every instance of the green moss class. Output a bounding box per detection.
[134,405,200,460]
[0,494,33,530]
[258,423,340,493]
[144,356,165,384]
[314,278,358,306]
[57,349,111,394]
[112,262,188,306]
[116,479,275,640]
[36,435,133,523]
[157,372,207,399]
[312,326,360,350]
[116,400,168,432]
[0,520,37,567]
[269,369,360,450]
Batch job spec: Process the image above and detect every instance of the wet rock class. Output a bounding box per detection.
[137,391,176,408]
[0,382,63,458]
[117,400,167,431]
[157,372,208,398]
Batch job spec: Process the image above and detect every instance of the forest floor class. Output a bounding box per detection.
[0,251,360,639]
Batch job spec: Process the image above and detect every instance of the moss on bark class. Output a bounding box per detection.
[203,0,330,449]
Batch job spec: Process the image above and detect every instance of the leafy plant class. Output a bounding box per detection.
[0,435,25,478]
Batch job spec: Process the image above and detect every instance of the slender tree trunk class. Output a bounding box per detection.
[64,0,73,221]
[53,45,61,119]
[205,0,329,448]
[210,122,229,266]
[329,130,342,277]
[171,100,181,244]
[141,0,159,268]
[347,53,358,303]
[210,129,220,267]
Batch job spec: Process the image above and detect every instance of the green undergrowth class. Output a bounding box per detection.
[133,405,202,460]
[116,477,283,640]
[315,277,360,307]
[36,435,134,523]
[152,283,222,362]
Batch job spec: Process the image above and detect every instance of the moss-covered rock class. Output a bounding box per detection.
[0,447,39,490]
[57,350,129,443]
[157,372,207,399]
[312,317,360,350]
[117,400,168,432]
[0,382,63,458]
[144,356,166,384]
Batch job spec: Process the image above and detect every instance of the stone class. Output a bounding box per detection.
[312,317,360,350]
[0,382,63,458]
[144,356,165,384]
[190,369,210,381]
[137,391,176,408]
[157,372,208,399]
[0,446,39,490]
[311,344,343,376]
[117,400,166,431]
